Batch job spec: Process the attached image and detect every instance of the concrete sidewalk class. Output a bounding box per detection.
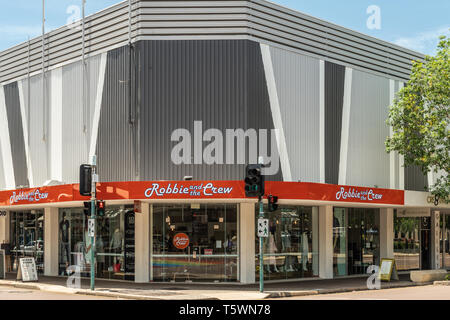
[0,273,431,300]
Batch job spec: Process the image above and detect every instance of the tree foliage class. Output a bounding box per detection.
[386,35,449,203]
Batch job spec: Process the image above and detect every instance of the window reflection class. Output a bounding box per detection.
[10,210,44,273]
[152,204,238,282]
[255,206,319,280]
[58,206,135,280]
[394,212,420,271]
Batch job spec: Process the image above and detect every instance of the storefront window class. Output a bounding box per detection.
[255,206,319,280]
[10,210,44,273]
[393,212,420,271]
[59,206,135,281]
[333,208,380,276]
[152,204,238,282]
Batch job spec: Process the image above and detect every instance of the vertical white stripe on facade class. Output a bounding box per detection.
[319,60,325,183]
[50,68,63,182]
[338,67,353,185]
[18,80,34,187]
[260,43,292,181]
[398,82,405,190]
[389,79,397,189]
[0,86,16,189]
[89,52,108,161]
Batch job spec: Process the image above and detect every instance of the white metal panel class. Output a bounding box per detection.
[345,69,391,188]
[261,44,292,181]
[61,54,102,184]
[27,74,50,187]
[269,45,320,183]
[0,86,14,189]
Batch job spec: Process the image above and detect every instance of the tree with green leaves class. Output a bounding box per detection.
[386,34,449,204]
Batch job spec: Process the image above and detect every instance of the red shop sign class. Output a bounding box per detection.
[173,233,190,250]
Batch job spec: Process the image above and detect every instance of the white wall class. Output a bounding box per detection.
[135,202,150,283]
[319,205,333,279]
[239,202,256,284]
[44,207,59,276]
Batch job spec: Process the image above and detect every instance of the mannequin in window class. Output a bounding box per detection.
[301,231,309,271]
[59,212,71,274]
[264,221,279,273]
[110,228,123,272]
[282,223,295,272]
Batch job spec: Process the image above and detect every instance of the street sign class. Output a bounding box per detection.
[257,218,269,237]
[88,219,95,237]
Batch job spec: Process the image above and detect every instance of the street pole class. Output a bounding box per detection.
[259,196,264,293]
[90,155,97,291]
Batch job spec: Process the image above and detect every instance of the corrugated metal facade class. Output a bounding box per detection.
[61,54,102,183]
[134,39,280,182]
[269,46,320,183]
[0,0,423,85]
[20,73,51,187]
[96,45,137,182]
[324,61,345,185]
[0,0,431,193]
[346,70,390,188]
[0,141,5,190]
[405,165,428,191]
[3,82,28,187]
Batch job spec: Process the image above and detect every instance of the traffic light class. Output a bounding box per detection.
[97,200,106,217]
[244,164,264,198]
[268,195,279,212]
[83,201,93,217]
[79,164,92,196]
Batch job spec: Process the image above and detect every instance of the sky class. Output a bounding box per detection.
[0,0,449,55]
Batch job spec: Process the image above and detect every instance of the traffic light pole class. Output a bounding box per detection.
[90,156,97,291]
[259,196,264,293]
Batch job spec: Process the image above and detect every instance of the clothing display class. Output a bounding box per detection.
[301,232,309,271]
[110,229,123,250]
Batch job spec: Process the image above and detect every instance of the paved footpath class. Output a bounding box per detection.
[0,273,441,300]
[285,285,450,300]
[0,285,116,300]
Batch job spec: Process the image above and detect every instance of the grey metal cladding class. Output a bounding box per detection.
[1,0,423,84]
[137,39,281,181]
[269,46,320,183]
[405,165,428,191]
[324,61,345,185]
[96,45,137,182]
[3,82,28,188]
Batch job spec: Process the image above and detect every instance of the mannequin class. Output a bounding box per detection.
[301,232,309,271]
[110,228,123,272]
[110,228,123,251]
[264,221,279,273]
[282,224,295,272]
[59,212,71,274]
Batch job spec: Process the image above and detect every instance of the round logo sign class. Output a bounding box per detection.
[173,233,190,250]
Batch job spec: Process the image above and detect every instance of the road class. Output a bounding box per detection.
[0,285,118,300]
[285,285,450,300]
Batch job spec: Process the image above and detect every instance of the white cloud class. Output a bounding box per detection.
[393,26,450,55]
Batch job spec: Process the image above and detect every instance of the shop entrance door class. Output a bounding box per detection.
[420,217,431,270]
